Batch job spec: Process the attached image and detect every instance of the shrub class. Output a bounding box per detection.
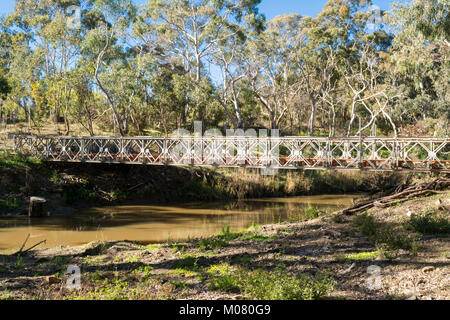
[405,210,450,235]
[352,213,379,236]
[304,204,322,220]
[375,228,419,258]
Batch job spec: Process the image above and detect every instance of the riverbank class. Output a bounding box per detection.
[0,150,429,216]
[0,187,448,300]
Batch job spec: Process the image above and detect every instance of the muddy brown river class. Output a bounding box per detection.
[0,194,358,254]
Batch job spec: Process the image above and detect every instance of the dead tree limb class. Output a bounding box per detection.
[343,177,449,215]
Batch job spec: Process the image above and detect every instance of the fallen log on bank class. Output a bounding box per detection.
[343,176,450,215]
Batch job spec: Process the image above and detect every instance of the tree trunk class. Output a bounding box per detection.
[29,197,47,217]
[308,96,317,136]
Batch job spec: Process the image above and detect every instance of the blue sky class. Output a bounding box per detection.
[0,0,403,20]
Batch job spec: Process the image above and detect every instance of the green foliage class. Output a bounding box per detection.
[338,251,379,261]
[405,209,450,235]
[171,254,201,271]
[198,237,229,251]
[0,151,41,169]
[109,190,126,202]
[303,204,323,220]
[0,290,14,300]
[352,213,379,236]
[12,256,24,270]
[62,183,99,205]
[197,226,241,251]
[375,228,419,258]
[238,232,276,242]
[133,264,154,280]
[70,277,132,300]
[169,280,189,290]
[0,0,446,139]
[0,198,19,210]
[207,264,335,300]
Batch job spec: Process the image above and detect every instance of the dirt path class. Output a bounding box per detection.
[0,190,448,300]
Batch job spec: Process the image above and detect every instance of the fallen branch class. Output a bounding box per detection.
[13,233,30,256]
[343,177,449,215]
[127,183,145,192]
[20,240,47,254]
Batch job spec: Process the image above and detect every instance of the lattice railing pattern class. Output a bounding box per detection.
[11,135,450,172]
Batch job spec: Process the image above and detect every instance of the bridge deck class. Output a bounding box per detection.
[11,135,450,172]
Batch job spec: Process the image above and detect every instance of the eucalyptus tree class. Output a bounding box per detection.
[81,0,137,136]
[142,0,264,127]
[212,39,248,129]
[0,14,40,130]
[244,14,303,130]
[310,0,395,136]
[5,0,85,133]
[388,0,449,132]
[0,21,13,125]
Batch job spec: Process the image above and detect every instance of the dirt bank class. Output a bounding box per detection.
[0,151,416,216]
[0,187,448,300]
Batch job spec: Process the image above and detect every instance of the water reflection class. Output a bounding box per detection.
[0,194,358,253]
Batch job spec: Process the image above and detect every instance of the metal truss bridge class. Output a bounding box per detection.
[11,135,450,172]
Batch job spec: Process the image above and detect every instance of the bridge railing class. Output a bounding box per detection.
[10,134,450,172]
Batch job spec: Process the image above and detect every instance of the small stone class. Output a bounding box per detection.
[421,266,435,273]
[232,295,245,300]
[406,295,417,300]
[46,276,61,284]
[417,278,426,285]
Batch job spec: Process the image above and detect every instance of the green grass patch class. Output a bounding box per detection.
[0,151,42,169]
[144,243,163,252]
[89,270,106,282]
[338,251,379,261]
[122,254,141,263]
[238,232,277,242]
[0,290,14,300]
[169,280,189,290]
[198,225,278,251]
[69,277,133,300]
[133,264,154,280]
[168,268,199,277]
[197,226,241,251]
[171,254,201,271]
[207,264,335,300]
[85,256,107,266]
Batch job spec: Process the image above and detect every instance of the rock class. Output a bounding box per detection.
[421,266,435,273]
[28,197,47,217]
[406,295,417,300]
[340,262,356,275]
[46,276,61,284]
